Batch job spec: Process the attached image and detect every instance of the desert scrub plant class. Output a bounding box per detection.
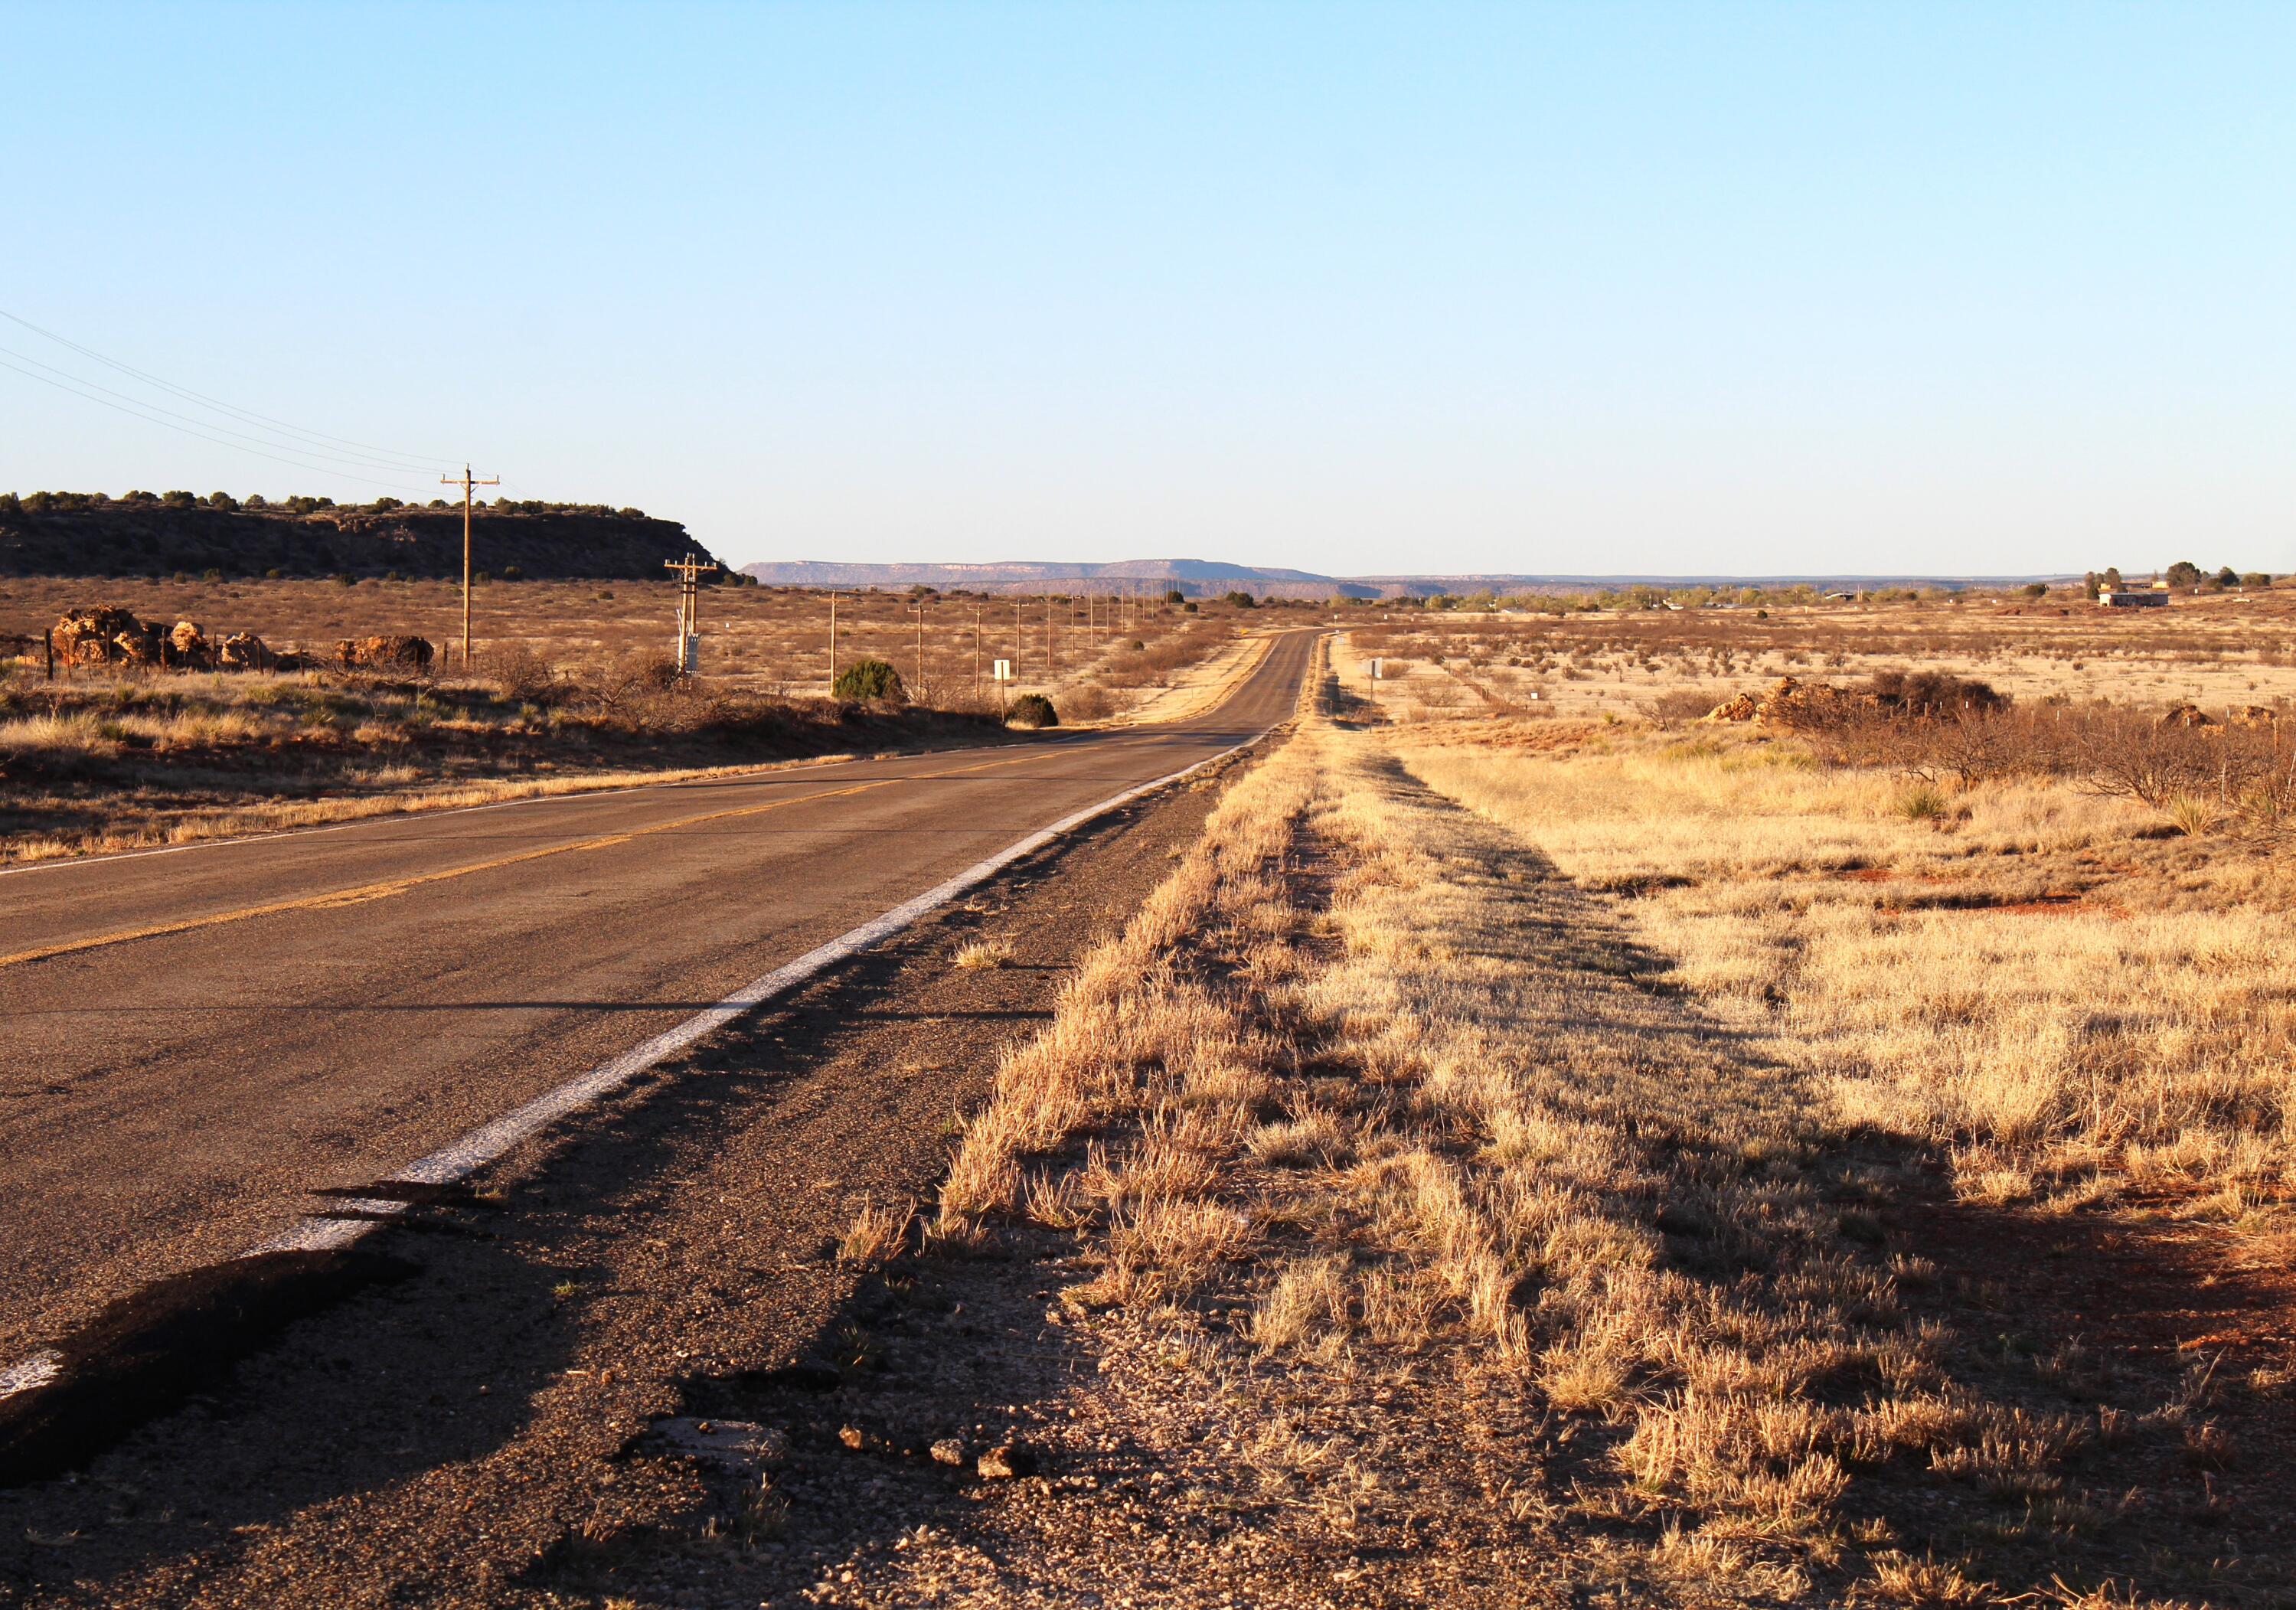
[1003,691,1057,728]
[1894,780,1951,824]
[831,656,905,702]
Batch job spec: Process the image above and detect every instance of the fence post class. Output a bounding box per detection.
[44,628,55,681]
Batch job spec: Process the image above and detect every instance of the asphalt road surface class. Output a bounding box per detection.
[0,629,1316,1366]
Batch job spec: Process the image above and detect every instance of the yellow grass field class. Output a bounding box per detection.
[879,624,2293,1606]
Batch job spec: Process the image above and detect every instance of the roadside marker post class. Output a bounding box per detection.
[992,657,1012,714]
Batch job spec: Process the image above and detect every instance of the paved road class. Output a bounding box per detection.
[0,630,1315,1361]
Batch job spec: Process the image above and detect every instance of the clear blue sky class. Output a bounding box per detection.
[4,2,2291,576]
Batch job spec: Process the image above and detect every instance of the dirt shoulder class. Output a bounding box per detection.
[0,737,1265,1607]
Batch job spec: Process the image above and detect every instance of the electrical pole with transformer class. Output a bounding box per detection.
[663,552,717,674]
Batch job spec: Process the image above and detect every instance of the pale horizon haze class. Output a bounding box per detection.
[3,2,2292,577]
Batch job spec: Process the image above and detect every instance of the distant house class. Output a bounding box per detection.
[2098,588,2168,609]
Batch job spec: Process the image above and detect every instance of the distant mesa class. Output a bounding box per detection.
[737,558,2070,601]
[0,491,723,581]
[739,558,1361,599]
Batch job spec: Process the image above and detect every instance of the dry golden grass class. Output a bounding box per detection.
[913,658,2292,1604]
[1391,725,2296,1213]
[1328,588,2296,726]
[835,1197,917,1265]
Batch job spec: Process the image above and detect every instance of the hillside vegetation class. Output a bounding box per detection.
[0,490,721,581]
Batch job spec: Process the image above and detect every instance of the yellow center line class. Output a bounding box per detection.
[0,748,1051,973]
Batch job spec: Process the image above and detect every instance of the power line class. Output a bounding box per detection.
[0,342,452,478]
[0,354,438,491]
[0,304,462,472]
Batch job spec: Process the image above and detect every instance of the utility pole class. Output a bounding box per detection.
[828,591,838,695]
[440,464,500,671]
[663,552,715,674]
[1012,599,1022,685]
[973,603,983,707]
[907,597,929,699]
[1046,593,1056,677]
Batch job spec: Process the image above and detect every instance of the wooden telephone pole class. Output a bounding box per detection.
[440,465,500,670]
[827,592,839,694]
[911,598,928,700]
[663,552,716,674]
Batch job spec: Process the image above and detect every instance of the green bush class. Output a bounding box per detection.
[2021,582,2048,598]
[1004,692,1058,728]
[832,657,906,702]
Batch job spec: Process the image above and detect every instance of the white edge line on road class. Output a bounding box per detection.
[239,726,1269,1256]
[0,729,1267,1400]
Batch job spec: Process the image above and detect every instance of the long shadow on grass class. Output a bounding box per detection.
[1364,749,2292,1602]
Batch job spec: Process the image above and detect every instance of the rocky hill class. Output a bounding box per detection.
[0,492,723,580]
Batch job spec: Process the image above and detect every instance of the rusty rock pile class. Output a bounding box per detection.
[41,606,430,675]
[2162,702,2279,730]
[1703,676,1876,727]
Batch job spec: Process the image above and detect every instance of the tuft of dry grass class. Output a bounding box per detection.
[835,1197,916,1265]
[950,937,1014,970]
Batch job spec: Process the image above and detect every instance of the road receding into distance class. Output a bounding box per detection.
[0,629,1317,1373]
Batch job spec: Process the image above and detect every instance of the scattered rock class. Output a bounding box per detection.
[217,631,275,671]
[976,1442,1036,1479]
[648,1416,789,1468]
[168,620,211,667]
[838,1424,865,1451]
[335,634,436,673]
[929,1437,968,1467]
[2161,702,2216,729]
[2227,704,2278,729]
